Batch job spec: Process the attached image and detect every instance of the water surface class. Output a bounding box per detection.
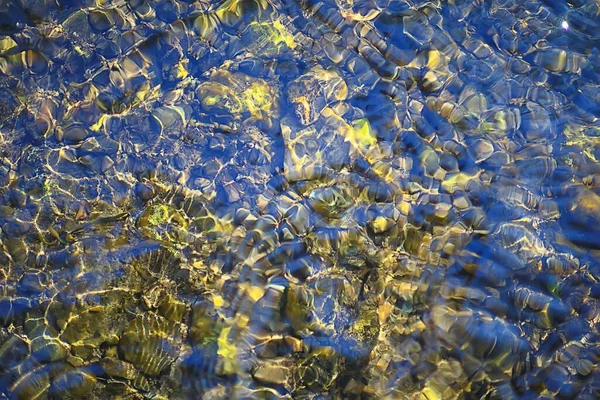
[1,0,600,398]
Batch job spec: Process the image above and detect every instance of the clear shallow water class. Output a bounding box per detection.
[1,0,600,398]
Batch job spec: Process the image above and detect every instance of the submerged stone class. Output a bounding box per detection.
[119,313,180,376]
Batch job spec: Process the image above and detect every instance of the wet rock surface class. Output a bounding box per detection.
[1,0,600,398]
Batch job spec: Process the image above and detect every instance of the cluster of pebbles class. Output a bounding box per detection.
[1,0,600,398]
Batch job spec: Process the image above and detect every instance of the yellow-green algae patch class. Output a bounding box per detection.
[197,69,279,122]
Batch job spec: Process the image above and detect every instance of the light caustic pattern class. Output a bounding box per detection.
[1,0,600,399]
